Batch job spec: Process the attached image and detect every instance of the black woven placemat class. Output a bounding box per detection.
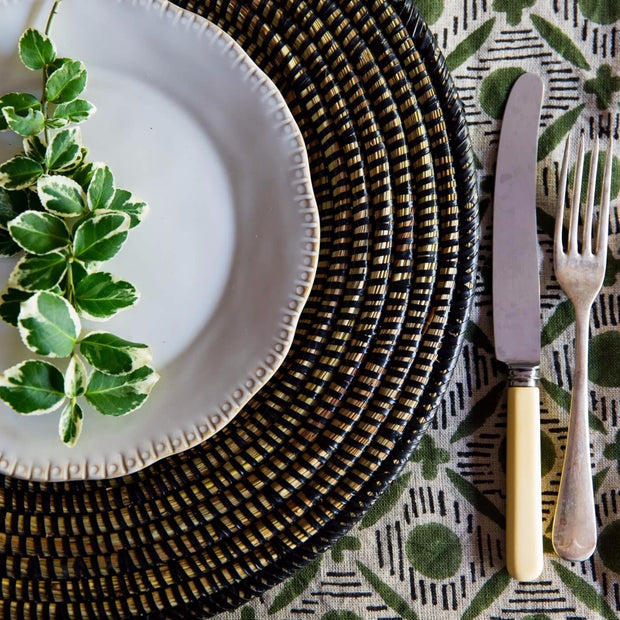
[0,1,478,618]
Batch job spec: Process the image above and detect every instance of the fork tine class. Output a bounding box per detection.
[597,140,613,255]
[583,134,599,254]
[569,132,585,254]
[555,134,571,254]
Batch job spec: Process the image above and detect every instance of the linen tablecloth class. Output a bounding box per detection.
[215,1,620,618]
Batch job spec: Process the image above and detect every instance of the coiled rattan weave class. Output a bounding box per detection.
[0,0,478,617]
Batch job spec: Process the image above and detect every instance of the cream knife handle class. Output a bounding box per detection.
[506,385,543,581]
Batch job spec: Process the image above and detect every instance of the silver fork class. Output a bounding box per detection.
[552,132,613,562]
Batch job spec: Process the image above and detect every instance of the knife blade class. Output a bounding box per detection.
[492,72,544,582]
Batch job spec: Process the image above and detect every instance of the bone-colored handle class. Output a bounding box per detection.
[506,386,543,581]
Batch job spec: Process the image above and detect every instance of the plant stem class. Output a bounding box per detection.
[41,0,64,143]
[44,0,64,36]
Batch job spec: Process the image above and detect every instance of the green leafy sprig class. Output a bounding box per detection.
[0,14,158,447]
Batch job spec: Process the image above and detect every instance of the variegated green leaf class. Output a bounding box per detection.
[0,93,41,131]
[8,210,70,255]
[53,99,96,124]
[0,156,43,190]
[87,165,115,211]
[108,188,148,228]
[73,212,130,263]
[0,188,28,228]
[0,229,21,257]
[58,399,83,447]
[74,272,138,320]
[37,175,86,216]
[70,161,95,191]
[0,288,32,326]
[18,291,80,358]
[80,331,151,376]
[19,28,55,71]
[45,127,82,171]
[85,365,159,417]
[0,359,65,414]
[2,106,45,137]
[8,251,67,292]
[23,135,46,163]
[45,59,87,104]
[64,355,87,398]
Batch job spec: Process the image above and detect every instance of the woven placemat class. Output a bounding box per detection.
[0,0,478,618]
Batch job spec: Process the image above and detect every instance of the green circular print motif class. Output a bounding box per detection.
[480,67,526,118]
[406,522,462,579]
[522,615,552,620]
[578,0,620,24]
[598,520,620,573]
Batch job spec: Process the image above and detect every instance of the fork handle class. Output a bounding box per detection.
[553,313,597,561]
[506,386,543,581]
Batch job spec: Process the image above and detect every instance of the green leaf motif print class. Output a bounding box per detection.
[493,0,535,25]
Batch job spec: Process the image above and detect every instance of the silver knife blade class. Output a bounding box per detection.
[493,73,544,368]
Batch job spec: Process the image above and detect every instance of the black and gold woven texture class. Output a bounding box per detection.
[0,0,478,617]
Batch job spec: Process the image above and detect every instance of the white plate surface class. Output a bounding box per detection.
[0,0,319,481]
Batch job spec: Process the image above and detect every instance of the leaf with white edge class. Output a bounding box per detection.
[45,127,81,171]
[18,291,80,358]
[44,117,67,130]
[85,365,159,416]
[23,135,46,163]
[19,28,56,71]
[74,272,138,320]
[0,156,43,190]
[0,359,65,414]
[0,288,32,326]
[64,355,87,398]
[8,251,67,292]
[37,175,86,216]
[69,260,88,287]
[58,400,82,447]
[87,165,115,210]
[73,212,129,263]
[45,59,87,104]
[0,188,27,227]
[108,189,148,228]
[70,161,95,190]
[0,229,21,257]
[54,99,96,124]
[2,106,45,137]
[8,210,70,255]
[0,93,41,131]
[80,331,151,375]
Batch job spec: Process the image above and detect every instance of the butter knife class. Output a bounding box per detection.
[492,72,544,582]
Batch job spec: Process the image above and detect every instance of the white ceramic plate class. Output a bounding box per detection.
[0,0,319,481]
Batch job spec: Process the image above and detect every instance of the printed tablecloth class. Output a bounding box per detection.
[215,1,620,619]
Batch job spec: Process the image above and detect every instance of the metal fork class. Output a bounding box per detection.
[552,132,613,562]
